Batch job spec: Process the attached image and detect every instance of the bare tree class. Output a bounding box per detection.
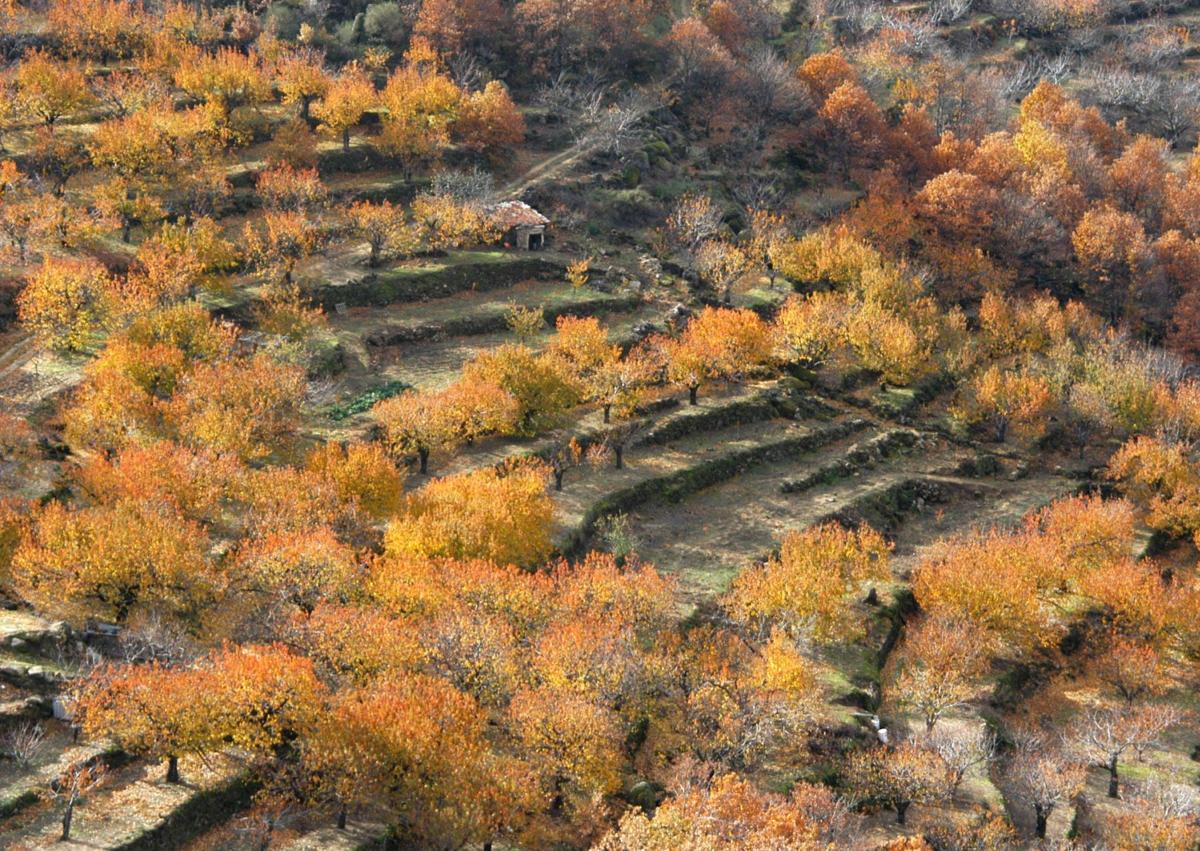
[52,760,107,842]
[1004,734,1085,839]
[926,724,997,799]
[1071,703,1187,798]
[928,0,973,25]
[577,88,662,158]
[1,721,46,768]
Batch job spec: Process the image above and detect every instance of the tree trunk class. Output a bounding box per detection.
[342,127,351,152]
[689,385,698,406]
[614,446,624,470]
[122,220,132,243]
[62,801,74,841]
[337,806,347,830]
[895,800,910,825]
[554,471,564,491]
[603,405,611,423]
[418,447,429,475]
[166,755,180,784]
[1108,756,1120,798]
[1035,805,1049,838]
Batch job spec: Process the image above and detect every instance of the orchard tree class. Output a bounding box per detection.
[167,355,306,462]
[275,52,330,123]
[846,742,951,825]
[377,43,463,178]
[303,673,529,841]
[772,292,851,368]
[596,771,855,850]
[242,210,322,285]
[374,389,458,474]
[17,257,114,352]
[726,523,890,643]
[11,499,214,624]
[695,239,750,304]
[952,365,1057,443]
[77,662,216,784]
[1005,741,1085,840]
[1072,702,1187,799]
[384,460,554,567]
[53,761,107,843]
[347,200,414,267]
[455,81,526,158]
[463,344,579,435]
[305,441,404,519]
[15,50,95,129]
[885,615,990,733]
[661,306,773,405]
[311,63,376,152]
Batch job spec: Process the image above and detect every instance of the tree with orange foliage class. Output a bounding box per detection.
[885,615,990,733]
[413,0,505,55]
[597,767,853,850]
[508,685,624,823]
[1094,636,1172,707]
[12,499,214,624]
[275,51,330,123]
[1072,204,1150,324]
[347,200,414,267]
[374,389,459,475]
[18,257,114,352]
[411,192,501,250]
[1109,135,1170,228]
[173,47,271,137]
[377,42,463,178]
[77,662,216,784]
[312,63,376,152]
[231,527,359,621]
[661,306,773,405]
[167,355,306,462]
[951,364,1057,443]
[772,292,851,369]
[384,460,553,567]
[455,81,526,158]
[846,742,951,825]
[819,81,886,177]
[726,523,891,643]
[242,209,322,285]
[463,344,579,434]
[304,673,528,841]
[796,50,857,105]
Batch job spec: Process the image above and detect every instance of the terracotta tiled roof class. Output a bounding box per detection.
[489,200,549,228]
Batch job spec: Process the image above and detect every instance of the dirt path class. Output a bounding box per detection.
[501,142,588,197]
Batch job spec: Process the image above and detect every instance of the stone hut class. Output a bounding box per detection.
[490,200,550,250]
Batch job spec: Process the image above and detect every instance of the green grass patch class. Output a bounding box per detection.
[325,380,411,421]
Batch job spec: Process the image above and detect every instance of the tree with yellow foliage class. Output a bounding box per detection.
[384,460,553,567]
[952,364,1057,443]
[725,523,891,643]
[463,344,579,435]
[311,63,377,152]
[18,257,114,352]
[661,307,773,405]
